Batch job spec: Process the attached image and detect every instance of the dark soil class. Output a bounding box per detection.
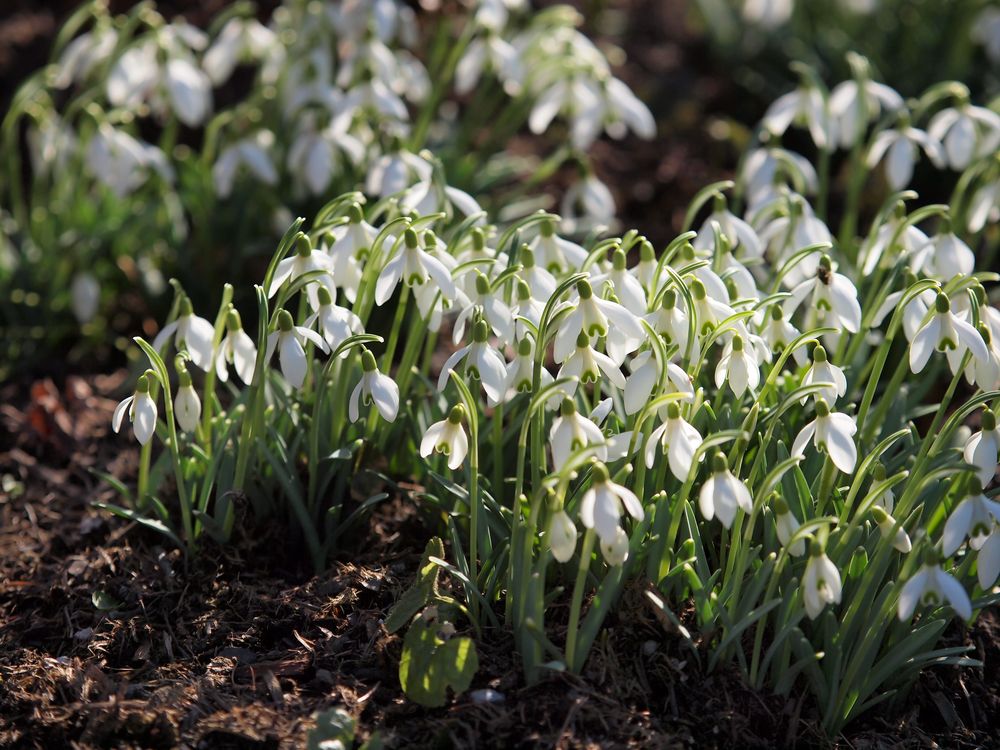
[2,375,1000,750]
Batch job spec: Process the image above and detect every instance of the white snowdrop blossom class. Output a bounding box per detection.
[420,404,469,470]
[715,334,761,398]
[376,228,457,306]
[963,410,1000,486]
[829,77,903,149]
[976,531,1000,590]
[505,337,552,399]
[869,505,912,553]
[456,33,522,95]
[549,398,607,472]
[742,0,793,29]
[699,453,753,528]
[548,509,578,563]
[763,83,833,151]
[909,292,989,375]
[349,349,400,423]
[624,350,693,416]
[589,247,647,317]
[972,7,1000,63]
[783,256,862,334]
[561,173,616,234]
[152,297,216,372]
[326,204,378,303]
[438,320,508,407]
[600,526,631,566]
[557,331,627,395]
[213,131,279,198]
[759,305,806,366]
[910,232,975,281]
[867,125,944,190]
[267,234,337,311]
[304,286,364,354]
[803,542,842,619]
[203,16,278,85]
[800,346,847,405]
[53,26,117,88]
[942,478,1000,556]
[579,462,644,551]
[453,271,514,345]
[70,272,100,325]
[264,310,330,388]
[86,124,174,198]
[529,220,587,274]
[645,402,703,480]
[898,556,972,621]
[216,309,257,385]
[927,102,1000,171]
[774,496,805,556]
[112,373,159,446]
[366,147,432,198]
[791,399,857,474]
[553,279,644,365]
[174,371,202,434]
[287,113,364,196]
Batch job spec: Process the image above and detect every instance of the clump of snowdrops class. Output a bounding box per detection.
[104,50,1000,729]
[0,0,650,373]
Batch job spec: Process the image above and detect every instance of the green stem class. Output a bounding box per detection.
[566,528,596,672]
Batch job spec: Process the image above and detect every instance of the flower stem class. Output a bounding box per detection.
[566,528,595,672]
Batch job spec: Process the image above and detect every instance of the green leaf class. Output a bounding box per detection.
[399,612,479,707]
[384,537,445,634]
[92,589,122,611]
[307,707,355,750]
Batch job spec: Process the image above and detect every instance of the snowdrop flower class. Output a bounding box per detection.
[174,364,201,434]
[742,0,793,29]
[400,179,484,223]
[553,280,644,365]
[53,26,117,88]
[517,246,557,302]
[579,461,644,550]
[326,204,378,303]
[529,219,587,273]
[859,210,929,274]
[688,277,735,335]
[112,373,158,446]
[70,272,100,325]
[216,308,257,385]
[927,102,1000,171]
[561,173,616,234]
[869,505,911,553]
[968,179,1000,233]
[740,148,818,209]
[365,146,432,198]
[265,310,329,388]
[86,124,174,198]
[870,463,896,514]
[438,320,508,407]
[267,234,337,311]
[828,76,903,149]
[376,228,457,306]
[976,531,1000,590]
[791,398,857,474]
[203,16,278,85]
[623,349,693,415]
[349,349,400,423]
[803,540,842,619]
[910,231,975,281]
[420,404,469,470]
[759,305,806,366]
[28,114,76,178]
[942,477,1000,556]
[472,0,527,29]
[645,402,703,480]
[304,286,364,354]
[213,131,278,198]
[757,199,832,286]
[646,289,692,354]
[634,240,663,294]
[287,114,365,196]
[966,324,1000,391]
[783,256,862,334]
[511,279,546,340]
[715,334,761,398]
[590,247,647,317]
[801,346,847,405]
[972,6,1000,63]
[699,453,753,528]
[558,331,626,395]
[773,495,805,556]
[600,526,631,566]
[898,553,972,621]
[964,411,1000,487]
[694,205,763,261]
[549,398,607,472]
[153,297,215,372]
[456,32,522,95]
[108,40,212,126]
[548,509,578,563]
[453,272,513,345]
[505,336,553,398]
[763,82,834,151]
[909,292,989,375]
[867,124,944,190]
